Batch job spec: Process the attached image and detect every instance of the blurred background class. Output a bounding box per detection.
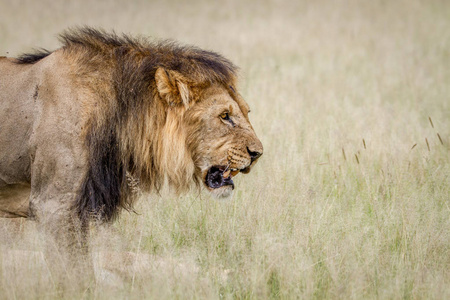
[1,0,449,298]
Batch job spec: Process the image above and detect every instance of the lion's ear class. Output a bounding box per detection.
[155,68,190,107]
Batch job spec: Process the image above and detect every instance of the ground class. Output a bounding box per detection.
[0,0,449,299]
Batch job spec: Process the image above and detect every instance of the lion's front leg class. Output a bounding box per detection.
[28,132,93,289]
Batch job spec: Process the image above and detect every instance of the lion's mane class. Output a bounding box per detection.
[18,28,237,221]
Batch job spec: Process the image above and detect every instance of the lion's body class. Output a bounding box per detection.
[0,29,262,272]
[0,53,88,219]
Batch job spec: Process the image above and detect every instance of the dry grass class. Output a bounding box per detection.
[1,0,449,299]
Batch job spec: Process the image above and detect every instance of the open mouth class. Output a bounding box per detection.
[205,165,242,190]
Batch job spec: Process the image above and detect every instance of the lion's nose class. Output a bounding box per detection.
[247,147,262,162]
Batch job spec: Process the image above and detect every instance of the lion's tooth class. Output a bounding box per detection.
[230,170,240,177]
[223,170,231,178]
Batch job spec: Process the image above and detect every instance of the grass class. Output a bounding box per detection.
[1,0,449,299]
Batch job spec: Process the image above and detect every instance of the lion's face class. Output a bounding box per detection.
[185,84,263,198]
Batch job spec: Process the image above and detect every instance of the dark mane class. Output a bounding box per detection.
[60,27,237,85]
[16,49,52,64]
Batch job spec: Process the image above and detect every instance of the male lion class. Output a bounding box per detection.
[0,28,263,264]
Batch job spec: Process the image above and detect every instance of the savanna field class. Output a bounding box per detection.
[0,0,449,298]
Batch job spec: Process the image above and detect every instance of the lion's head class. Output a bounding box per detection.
[154,69,263,199]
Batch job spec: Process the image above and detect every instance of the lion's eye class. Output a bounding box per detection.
[220,112,230,121]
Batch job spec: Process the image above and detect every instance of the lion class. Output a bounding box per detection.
[0,27,263,265]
